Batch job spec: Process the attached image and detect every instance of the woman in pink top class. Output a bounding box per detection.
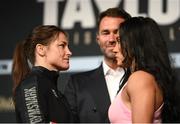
[108,17,180,123]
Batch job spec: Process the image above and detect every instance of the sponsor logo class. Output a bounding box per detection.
[24,86,42,122]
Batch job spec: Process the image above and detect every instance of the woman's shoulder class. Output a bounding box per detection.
[16,73,38,91]
[129,70,155,82]
[127,70,156,91]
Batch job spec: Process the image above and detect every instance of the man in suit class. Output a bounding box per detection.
[64,7,131,123]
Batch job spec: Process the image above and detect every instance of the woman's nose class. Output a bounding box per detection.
[113,42,119,53]
[67,47,72,56]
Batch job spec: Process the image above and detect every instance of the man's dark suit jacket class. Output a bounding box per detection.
[64,65,111,123]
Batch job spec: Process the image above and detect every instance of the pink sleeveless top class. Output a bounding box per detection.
[108,83,163,123]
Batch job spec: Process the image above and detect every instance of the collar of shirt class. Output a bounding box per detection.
[102,60,124,76]
[102,60,125,102]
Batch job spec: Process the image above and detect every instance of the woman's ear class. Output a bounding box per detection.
[35,44,46,56]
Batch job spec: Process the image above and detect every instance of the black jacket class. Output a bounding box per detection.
[64,65,111,123]
[14,66,73,123]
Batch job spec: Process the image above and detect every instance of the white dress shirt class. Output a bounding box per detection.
[102,60,125,102]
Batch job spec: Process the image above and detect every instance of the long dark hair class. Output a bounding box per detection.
[12,25,67,97]
[118,17,179,122]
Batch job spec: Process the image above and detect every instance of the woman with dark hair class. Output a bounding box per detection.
[12,25,73,123]
[108,17,180,123]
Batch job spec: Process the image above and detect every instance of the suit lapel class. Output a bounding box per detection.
[88,65,111,119]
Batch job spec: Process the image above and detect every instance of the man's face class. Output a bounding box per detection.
[97,16,125,60]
